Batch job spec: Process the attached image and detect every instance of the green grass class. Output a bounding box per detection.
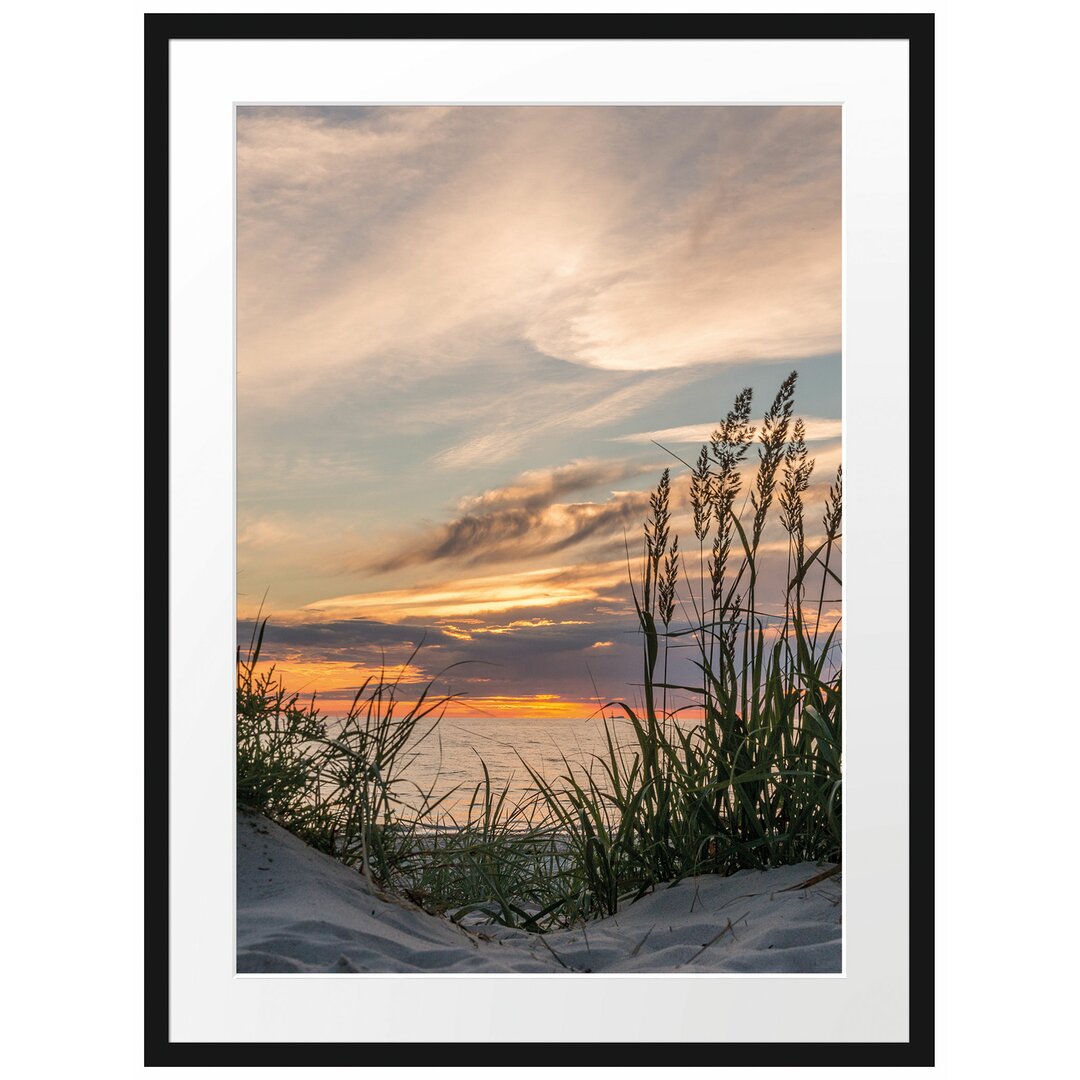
[237,372,842,931]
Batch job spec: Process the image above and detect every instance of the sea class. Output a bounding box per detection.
[393,713,695,825]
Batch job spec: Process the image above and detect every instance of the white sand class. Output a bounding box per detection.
[238,808,841,974]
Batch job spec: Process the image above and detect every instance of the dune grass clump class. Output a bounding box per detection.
[387,768,582,929]
[236,373,842,930]
[237,622,459,883]
[516,374,841,917]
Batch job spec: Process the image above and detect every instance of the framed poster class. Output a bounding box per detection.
[147,13,933,1066]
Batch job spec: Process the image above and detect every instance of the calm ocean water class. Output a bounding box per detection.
[393,714,695,823]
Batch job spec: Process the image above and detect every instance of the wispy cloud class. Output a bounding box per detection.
[304,563,630,622]
[369,461,656,571]
[237,106,840,397]
[436,617,590,643]
[613,416,842,447]
[431,375,679,469]
[457,460,655,513]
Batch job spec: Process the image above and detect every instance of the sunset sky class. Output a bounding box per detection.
[236,105,841,718]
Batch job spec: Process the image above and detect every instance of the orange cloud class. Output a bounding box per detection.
[436,617,591,642]
[303,563,629,622]
[250,657,431,698]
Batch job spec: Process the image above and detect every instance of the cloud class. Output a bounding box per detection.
[457,459,655,513]
[613,416,842,447]
[436,618,591,642]
[237,106,841,397]
[369,461,656,571]
[248,658,433,696]
[237,617,451,656]
[430,373,683,469]
[238,592,648,716]
[346,442,843,581]
[303,563,631,622]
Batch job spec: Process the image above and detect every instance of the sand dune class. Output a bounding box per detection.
[237,808,841,974]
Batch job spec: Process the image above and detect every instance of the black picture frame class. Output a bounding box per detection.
[145,12,934,1067]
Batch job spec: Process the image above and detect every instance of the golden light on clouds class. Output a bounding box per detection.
[303,563,628,623]
[436,618,590,643]
[251,658,431,696]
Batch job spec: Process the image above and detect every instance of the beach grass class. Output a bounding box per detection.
[237,373,842,931]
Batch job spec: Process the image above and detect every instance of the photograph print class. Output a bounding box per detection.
[235,104,843,975]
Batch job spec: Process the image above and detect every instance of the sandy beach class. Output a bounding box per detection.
[238,808,842,974]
